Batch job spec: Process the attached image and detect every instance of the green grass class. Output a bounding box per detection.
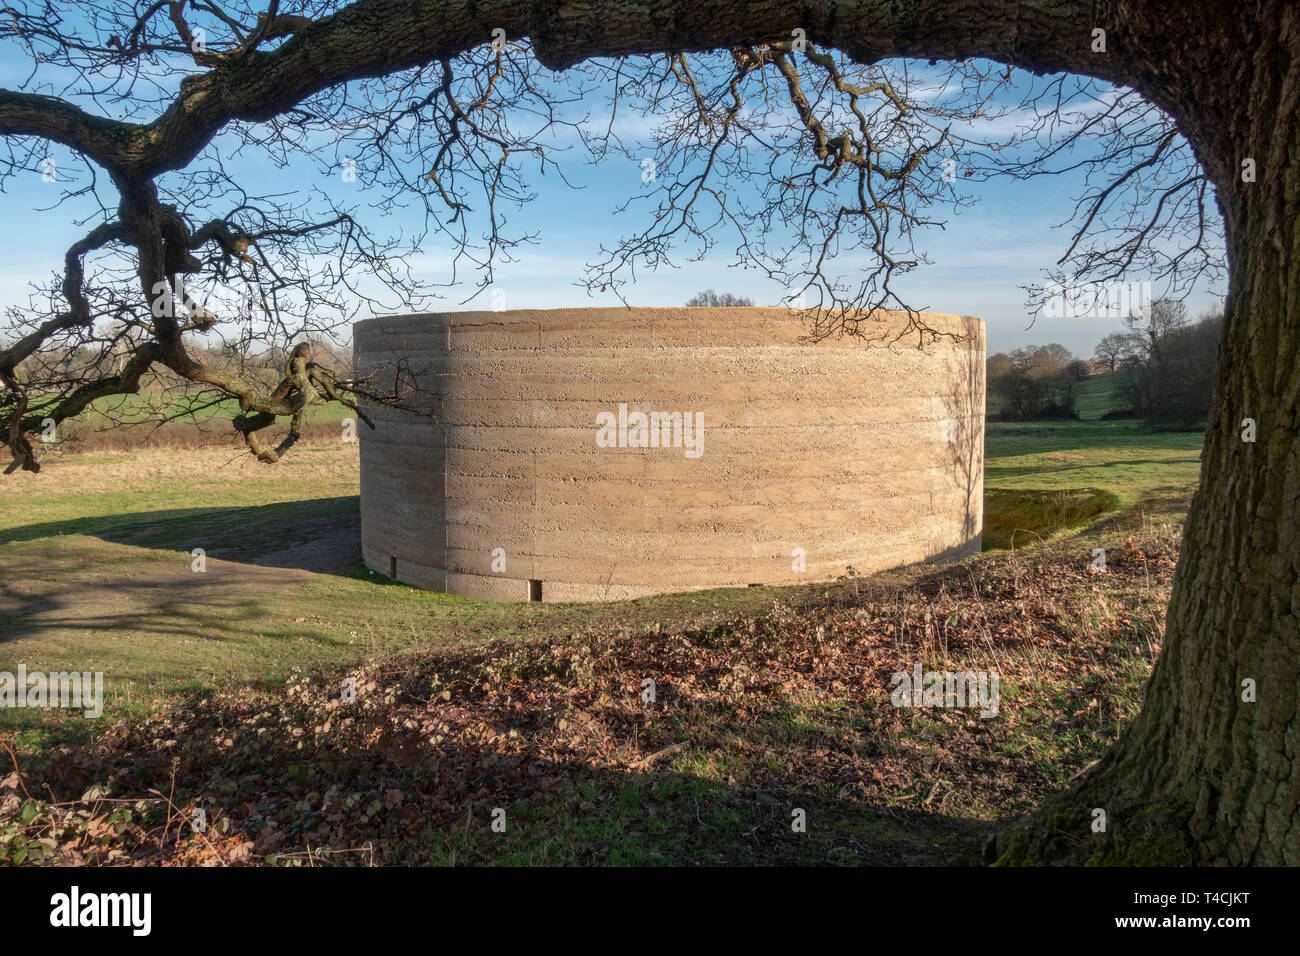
[986,368,1127,421]
[985,420,1202,508]
[981,418,1201,550]
[1073,370,1127,419]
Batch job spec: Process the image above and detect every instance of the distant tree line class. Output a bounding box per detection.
[1099,300,1222,430]
[986,344,1090,421]
[685,289,755,307]
[986,298,1222,430]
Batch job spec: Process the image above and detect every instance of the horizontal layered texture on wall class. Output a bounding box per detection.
[354,308,984,601]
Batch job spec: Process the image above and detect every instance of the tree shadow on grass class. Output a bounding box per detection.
[0,577,277,647]
[0,496,362,574]
[0,548,341,673]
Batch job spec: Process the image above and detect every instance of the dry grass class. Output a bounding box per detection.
[32,419,348,459]
[6,435,358,497]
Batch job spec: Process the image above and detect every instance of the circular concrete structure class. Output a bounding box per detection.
[354,308,984,602]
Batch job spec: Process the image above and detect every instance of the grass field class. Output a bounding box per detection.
[1073,370,1127,419]
[983,420,1202,548]
[31,386,355,427]
[30,388,354,459]
[981,370,1202,549]
[986,368,1127,421]
[0,406,1203,865]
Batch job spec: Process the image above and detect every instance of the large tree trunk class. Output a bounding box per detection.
[998,9,1300,864]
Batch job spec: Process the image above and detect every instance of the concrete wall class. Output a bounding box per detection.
[354,308,984,602]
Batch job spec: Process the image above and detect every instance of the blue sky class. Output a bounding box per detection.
[0,44,1227,359]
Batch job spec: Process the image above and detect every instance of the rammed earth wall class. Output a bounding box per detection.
[353,308,985,602]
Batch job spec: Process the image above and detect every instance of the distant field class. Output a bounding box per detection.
[33,390,354,457]
[984,420,1202,504]
[71,390,353,426]
[986,369,1126,421]
[27,385,349,425]
[982,418,1202,549]
[1073,370,1127,419]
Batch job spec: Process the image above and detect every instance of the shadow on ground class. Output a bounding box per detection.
[0,496,362,574]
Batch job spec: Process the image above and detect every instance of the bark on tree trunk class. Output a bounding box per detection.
[998,20,1300,864]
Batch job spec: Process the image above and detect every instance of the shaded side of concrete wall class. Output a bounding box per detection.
[354,308,984,601]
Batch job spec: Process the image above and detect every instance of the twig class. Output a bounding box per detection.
[631,740,689,769]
